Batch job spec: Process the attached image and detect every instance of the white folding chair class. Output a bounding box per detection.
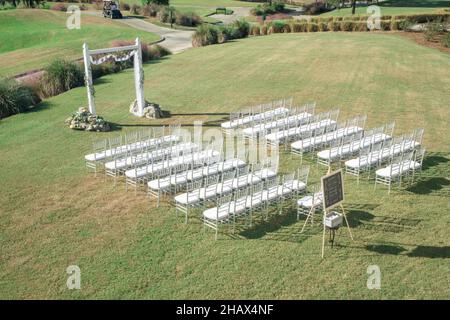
[298,185,324,231]
[85,138,107,176]
[245,181,264,225]
[203,192,233,240]
[175,179,202,223]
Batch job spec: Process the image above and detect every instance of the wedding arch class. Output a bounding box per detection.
[82,37,145,117]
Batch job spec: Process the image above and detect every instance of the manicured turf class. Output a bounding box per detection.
[0,9,159,77]
[322,0,450,16]
[1,33,449,299]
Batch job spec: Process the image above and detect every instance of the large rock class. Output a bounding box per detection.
[129,99,165,119]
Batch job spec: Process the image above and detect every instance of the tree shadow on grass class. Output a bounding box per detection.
[25,101,52,114]
[407,245,450,259]
[405,177,450,194]
[422,153,450,170]
[238,207,311,243]
[365,244,450,259]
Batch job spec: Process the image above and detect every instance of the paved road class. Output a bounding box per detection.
[83,11,194,54]
[118,17,194,54]
[209,7,252,25]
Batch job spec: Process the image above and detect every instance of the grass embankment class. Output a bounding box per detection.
[0,9,159,77]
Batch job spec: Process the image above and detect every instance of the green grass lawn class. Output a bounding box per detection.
[322,0,450,17]
[0,9,159,77]
[1,33,450,299]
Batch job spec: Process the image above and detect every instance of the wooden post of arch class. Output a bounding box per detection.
[83,42,96,115]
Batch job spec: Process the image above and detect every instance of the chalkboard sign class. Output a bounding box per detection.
[321,169,344,211]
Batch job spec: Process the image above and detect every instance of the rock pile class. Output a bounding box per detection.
[65,107,111,132]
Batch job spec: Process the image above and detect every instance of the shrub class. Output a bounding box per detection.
[328,21,340,32]
[0,78,40,119]
[250,25,261,36]
[390,18,405,31]
[158,6,174,23]
[269,20,286,33]
[379,20,391,31]
[307,23,318,32]
[232,19,250,38]
[355,22,368,32]
[283,24,291,33]
[441,34,450,48]
[251,1,285,16]
[340,21,354,31]
[192,24,219,47]
[218,30,228,44]
[318,22,328,32]
[148,44,171,59]
[291,23,301,33]
[130,4,141,15]
[120,2,130,11]
[261,25,268,35]
[221,25,242,40]
[405,13,450,24]
[40,59,84,97]
[51,3,66,11]
[91,61,122,80]
[141,3,160,17]
[175,11,201,27]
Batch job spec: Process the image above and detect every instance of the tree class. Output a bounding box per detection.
[351,0,356,15]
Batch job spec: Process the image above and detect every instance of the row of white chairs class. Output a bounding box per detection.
[85,125,181,174]
[345,128,424,183]
[174,162,280,223]
[105,141,198,185]
[221,98,293,133]
[202,167,310,239]
[316,122,395,167]
[291,114,367,161]
[242,103,316,139]
[265,109,340,147]
[374,147,425,194]
[148,158,247,206]
[125,149,222,192]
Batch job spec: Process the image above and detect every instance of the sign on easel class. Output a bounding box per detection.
[320,169,352,258]
[321,169,344,211]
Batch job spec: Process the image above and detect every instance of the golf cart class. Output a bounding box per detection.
[103,0,123,19]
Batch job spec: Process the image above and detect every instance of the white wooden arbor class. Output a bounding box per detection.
[82,37,145,117]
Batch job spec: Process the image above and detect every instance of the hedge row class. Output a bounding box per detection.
[307,13,450,24]
[249,18,410,35]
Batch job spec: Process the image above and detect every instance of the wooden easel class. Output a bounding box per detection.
[320,167,354,258]
[321,203,353,258]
